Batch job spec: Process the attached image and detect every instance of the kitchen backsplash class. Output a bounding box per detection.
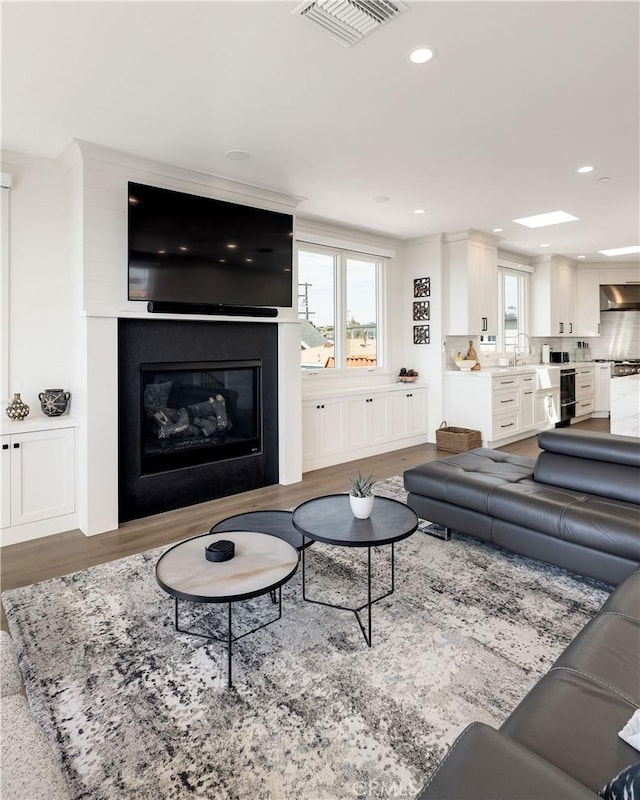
[445,310,639,370]
[533,311,640,361]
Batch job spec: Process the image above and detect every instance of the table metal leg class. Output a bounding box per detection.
[227,602,232,688]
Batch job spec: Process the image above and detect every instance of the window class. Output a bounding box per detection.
[498,267,529,353]
[298,245,383,371]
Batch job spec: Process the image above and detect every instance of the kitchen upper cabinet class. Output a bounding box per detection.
[445,231,499,336]
[575,269,601,337]
[531,255,576,337]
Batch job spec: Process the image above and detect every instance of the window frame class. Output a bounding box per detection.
[296,242,386,375]
[497,264,530,354]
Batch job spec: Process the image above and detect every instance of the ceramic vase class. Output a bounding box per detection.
[349,494,374,519]
[39,389,71,417]
[6,393,30,421]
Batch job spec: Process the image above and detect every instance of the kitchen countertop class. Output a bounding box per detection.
[610,374,639,437]
[445,362,599,376]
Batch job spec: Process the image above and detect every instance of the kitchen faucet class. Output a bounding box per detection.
[512,333,531,366]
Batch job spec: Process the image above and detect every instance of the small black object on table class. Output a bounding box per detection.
[292,494,418,647]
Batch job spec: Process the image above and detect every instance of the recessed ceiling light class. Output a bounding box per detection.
[227,243,237,249]
[179,246,188,252]
[492,227,503,233]
[598,245,640,257]
[414,209,425,214]
[597,176,611,182]
[408,46,435,64]
[577,255,586,259]
[373,196,390,203]
[540,243,550,248]
[513,210,579,228]
[577,165,594,174]
[157,250,166,254]
[225,149,250,161]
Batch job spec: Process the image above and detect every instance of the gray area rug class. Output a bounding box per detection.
[2,477,610,800]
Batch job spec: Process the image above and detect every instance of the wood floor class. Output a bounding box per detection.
[0,418,609,631]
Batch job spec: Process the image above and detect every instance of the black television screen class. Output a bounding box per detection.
[128,182,293,308]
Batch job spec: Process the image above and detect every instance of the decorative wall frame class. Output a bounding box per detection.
[412,300,430,321]
[413,277,430,298]
[413,325,430,345]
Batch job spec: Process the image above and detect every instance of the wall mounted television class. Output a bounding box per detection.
[128,182,293,310]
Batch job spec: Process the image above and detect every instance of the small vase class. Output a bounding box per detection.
[39,389,71,417]
[6,393,30,421]
[350,494,374,519]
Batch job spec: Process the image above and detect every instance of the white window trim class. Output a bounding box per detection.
[296,242,388,378]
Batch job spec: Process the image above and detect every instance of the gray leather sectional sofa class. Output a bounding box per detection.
[404,429,640,799]
[404,429,640,586]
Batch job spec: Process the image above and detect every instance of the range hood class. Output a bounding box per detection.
[600,284,640,311]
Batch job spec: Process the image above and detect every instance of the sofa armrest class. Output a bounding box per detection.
[415,722,599,800]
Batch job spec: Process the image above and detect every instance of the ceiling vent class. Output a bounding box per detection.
[293,0,409,48]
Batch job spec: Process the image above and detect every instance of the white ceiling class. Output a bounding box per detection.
[2,0,639,261]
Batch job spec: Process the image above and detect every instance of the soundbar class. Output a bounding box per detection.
[147,301,278,318]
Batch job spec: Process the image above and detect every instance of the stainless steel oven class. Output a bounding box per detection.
[558,368,576,425]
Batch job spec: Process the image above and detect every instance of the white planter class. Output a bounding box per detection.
[349,494,374,519]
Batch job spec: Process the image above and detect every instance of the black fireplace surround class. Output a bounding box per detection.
[118,319,279,522]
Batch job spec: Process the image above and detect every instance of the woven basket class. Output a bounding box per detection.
[435,421,482,453]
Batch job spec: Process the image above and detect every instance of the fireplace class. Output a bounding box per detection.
[141,361,261,474]
[118,319,278,522]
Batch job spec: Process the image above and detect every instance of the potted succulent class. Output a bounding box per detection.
[349,470,376,519]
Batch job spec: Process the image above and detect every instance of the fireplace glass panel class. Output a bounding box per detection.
[140,361,261,474]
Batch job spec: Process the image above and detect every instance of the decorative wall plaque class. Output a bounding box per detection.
[413,325,430,345]
[413,277,430,298]
[412,300,430,321]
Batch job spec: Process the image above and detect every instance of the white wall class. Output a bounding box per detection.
[399,234,445,441]
[0,150,81,414]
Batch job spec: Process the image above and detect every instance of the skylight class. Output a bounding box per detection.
[512,211,579,228]
[598,245,640,257]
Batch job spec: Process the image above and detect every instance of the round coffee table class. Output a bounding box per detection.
[156,530,299,687]
[292,494,418,646]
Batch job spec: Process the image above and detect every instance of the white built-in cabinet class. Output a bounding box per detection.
[302,384,429,471]
[575,269,601,337]
[446,368,560,447]
[594,363,612,416]
[531,256,577,337]
[1,419,77,544]
[445,231,499,336]
[575,366,596,418]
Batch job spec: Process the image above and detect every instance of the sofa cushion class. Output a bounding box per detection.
[553,613,640,705]
[0,631,23,697]
[534,451,640,505]
[501,667,639,793]
[538,430,640,468]
[0,694,71,800]
[487,484,640,561]
[403,450,535,514]
[602,568,640,620]
[415,722,599,800]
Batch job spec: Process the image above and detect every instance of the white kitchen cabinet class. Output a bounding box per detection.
[3,426,75,528]
[302,384,429,471]
[390,387,429,438]
[346,393,389,449]
[575,366,595,419]
[445,232,499,336]
[594,363,611,416]
[575,269,601,337]
[446,369,559,446]
[301,397,346,464]
[531,255,576,337]
[534,390,560,429]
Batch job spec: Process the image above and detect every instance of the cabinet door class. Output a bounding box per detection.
[389,392,409,438]
[557,264,576,336]
[301,402,322,462]
[535,391,559,428]
[406,388,428,435]
[1,436,10,529]
[595,365,611,412]
[575,270,601,337]
[469,241,498,335]
[346,396,369,449]
[368,395,389,445]
[10,428,75,526]
[318,398,346,457]
[520,387,535,430]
